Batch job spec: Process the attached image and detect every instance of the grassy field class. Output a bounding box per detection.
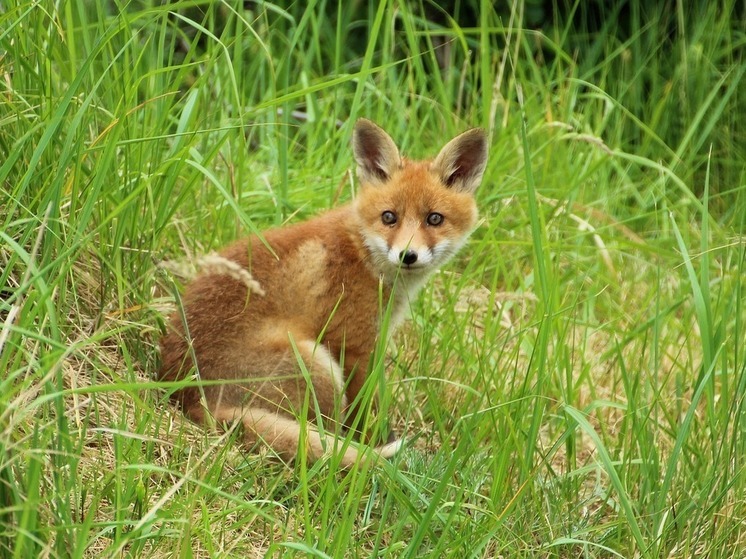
[1,1,745,557]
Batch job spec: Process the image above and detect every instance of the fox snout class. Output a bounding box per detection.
[384,219,435,269]
[399,249,418,266]
[387,229,432,269]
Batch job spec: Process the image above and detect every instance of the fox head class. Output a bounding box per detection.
[352,118,488,285]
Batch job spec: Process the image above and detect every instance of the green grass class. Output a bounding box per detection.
[1,0,745,557]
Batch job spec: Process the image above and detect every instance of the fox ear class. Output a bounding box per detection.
[432,128,488,193]
[352,119,402,185]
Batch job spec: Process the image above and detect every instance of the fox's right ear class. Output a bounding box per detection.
[352,119,402,185]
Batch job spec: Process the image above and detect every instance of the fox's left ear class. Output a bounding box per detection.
[432,128,488,193]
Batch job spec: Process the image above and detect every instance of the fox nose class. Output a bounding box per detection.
[399,249,418,266]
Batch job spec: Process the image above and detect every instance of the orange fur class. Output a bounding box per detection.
[159,119,488,467]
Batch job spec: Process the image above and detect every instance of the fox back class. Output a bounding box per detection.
[159,119,488,467]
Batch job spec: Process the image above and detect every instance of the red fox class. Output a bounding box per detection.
[159,119,488,467]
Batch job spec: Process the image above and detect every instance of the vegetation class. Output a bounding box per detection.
[1,1,744,556]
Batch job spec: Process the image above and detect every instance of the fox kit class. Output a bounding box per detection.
[159,119,488,467]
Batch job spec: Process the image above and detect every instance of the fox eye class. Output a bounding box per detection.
[426,212,444,226]
[381,211,397,225]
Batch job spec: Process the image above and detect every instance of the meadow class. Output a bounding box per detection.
[1,1,744,557]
